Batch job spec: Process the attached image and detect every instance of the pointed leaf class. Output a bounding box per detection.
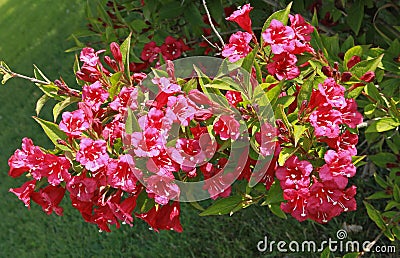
[199,195,243,216]
[36,94,50,116]
[33,117,70,151]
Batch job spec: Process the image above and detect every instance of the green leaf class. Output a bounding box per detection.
[125,108,140,135]
[35,94,50,116]
[120,33,132,84]
[264,180,284,204]
[385,201,400,211]
[268,203,287,219]
[260,3,292,45]
[374,173,389,189]
[320,247,331,258]
[264,81,283,108]
[363,201,386,230]
[350,54,383,78]
[1,72,12,84]
[344,46,364,69]
[346,0,364,35]
[364,83,384,104]
[369,152,397,168]
[366,118,400,133]
[366,191,392,200]
[293,125,307,146]
[241,46,258,73]
[393,184,400,202]
[33,117,70,151]
[297,75,314,108]
[321,34,340,60]
[278,147,296,166]
[199,195,243,216]
[343,253,361,258]
[33,64,51,84]
[53,97,80,122]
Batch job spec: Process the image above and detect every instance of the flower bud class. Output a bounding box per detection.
[341,72,352,82]
[347,55,361,69]
[360,71,375,83]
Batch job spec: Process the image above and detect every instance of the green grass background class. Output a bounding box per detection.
[0,1,397,257]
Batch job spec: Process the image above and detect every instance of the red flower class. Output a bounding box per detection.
[262,19,295,54]
[35,154,71,186]
[141,41,160,62]
[8,138,39,178]
[213,115,241,140]
[276,155,313,189]
[222,31,252,63]
[82,81,109,111]
[318,78,346,108]
[136,201,183,232]
[106,155,141,193]
[339,98,363,129]
[319,150,356,189]
[309,106,342,138]
[59,109,90,138]
[267,52,299,80]
[76,138,109,172]
[109,86,138,114]
[67,174,97,202]
[31,185,66,216]
[281,188,310,222]
[9,179,36,208]
[225,3,254,33]
[289,14,314,41]
[160,36,184,61]
[225,90,243,107]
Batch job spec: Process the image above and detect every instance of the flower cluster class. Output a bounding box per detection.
[223,4,314,80]
[133,36,190,72]
[5,3,367,231]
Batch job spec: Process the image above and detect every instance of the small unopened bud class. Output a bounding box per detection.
[321,66,332,77]
[347,55,361,69]
[341,72,352,82]
[360,71,375,83]
[57,139,68,146]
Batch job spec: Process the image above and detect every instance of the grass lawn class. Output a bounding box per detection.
[0,1,396,257]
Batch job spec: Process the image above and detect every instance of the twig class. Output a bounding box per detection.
[0,64,50,85]
[202,0,225,49]
[201,35,219,49]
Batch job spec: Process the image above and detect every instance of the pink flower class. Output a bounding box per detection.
[59,109,90,138]
[281,188,310,222]
[318,78,346,108]
[306,179,357,223]
[225,3,254,33]
[151,77,181,94]
[141,41,160,62]
[35,154,71,186]
[225,90,243,106]
[289,14,314,41]
[213,115,241,140]
[80,47,105,67]
[145,174,180,205]
[136,201,183,232]
[82,81,109,111]
[262,19,295,54]
[76,138,109,171]
[339,98,363,128]
[222,31,252,63]
[67,174,97,202]
[106,155,141,193]
[31,185,66,216]
[76,64,102,83]
[276,155,313,189]
[8,138,39,178]
[309,106,342,138]
[109,86,138,114]
[9,180,36,208]
[255,122,277,156]
[267,52,300,80]
[102,118,124,144]
[166,95,196,126]
[320,130,358,156]
[319,150,356,189]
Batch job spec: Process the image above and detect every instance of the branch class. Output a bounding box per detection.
[202,0,225,49]
[0,64,50,85]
